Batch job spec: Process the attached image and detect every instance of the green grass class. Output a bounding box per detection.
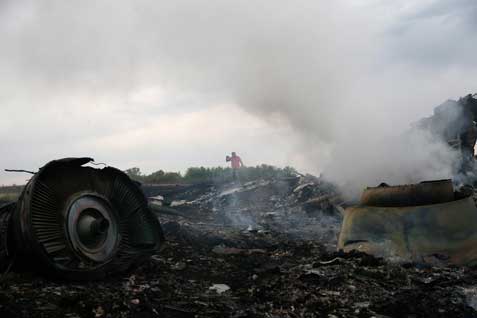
[125,164,299,184]
[0,192,20,202]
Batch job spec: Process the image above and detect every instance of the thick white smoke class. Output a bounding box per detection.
[1,0,477,193]
[324,126,460,199]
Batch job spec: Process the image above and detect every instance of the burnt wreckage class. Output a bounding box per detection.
[3,98,477,316]
[1,95,477,282]
[338,179,477,265]
[0,158,163,280]
[339,94,477,265]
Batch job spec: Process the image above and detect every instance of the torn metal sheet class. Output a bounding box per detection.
[338,180,477,265]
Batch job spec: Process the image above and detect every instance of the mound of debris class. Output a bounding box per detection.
[147,175,345,249]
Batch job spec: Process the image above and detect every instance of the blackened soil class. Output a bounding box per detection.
[1,221,477,318]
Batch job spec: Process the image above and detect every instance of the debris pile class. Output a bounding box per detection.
[148,175,345,249]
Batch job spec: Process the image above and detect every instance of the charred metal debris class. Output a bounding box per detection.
[0,158,163,280]
[338,94,477,265]
[339,179,477,265]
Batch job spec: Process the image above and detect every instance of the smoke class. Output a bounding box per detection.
[1,1,477,192]
[325,125,460,198]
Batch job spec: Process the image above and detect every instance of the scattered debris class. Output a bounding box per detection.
[209,284,231,294]
[212,245,266,255]
[7,224,477,317]
[130,299,140,305]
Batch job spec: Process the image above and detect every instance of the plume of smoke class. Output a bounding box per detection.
[324,125,460,199]
[2,0,476,193]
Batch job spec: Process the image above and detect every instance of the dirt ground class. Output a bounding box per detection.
[2,178,477,317]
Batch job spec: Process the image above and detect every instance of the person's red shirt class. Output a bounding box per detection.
[231,156,242,169]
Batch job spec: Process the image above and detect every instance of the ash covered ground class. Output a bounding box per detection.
[2,176,477,317]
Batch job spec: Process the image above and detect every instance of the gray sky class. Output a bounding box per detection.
[1,0,476,186]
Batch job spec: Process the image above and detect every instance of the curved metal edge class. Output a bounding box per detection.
[361,179,454,207]
[41,157,94,169]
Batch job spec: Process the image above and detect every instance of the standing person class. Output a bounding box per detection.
[226,152,244,181]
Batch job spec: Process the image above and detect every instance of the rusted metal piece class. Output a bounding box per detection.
[10,157,164,280]
[361,179,454,207]
[338,181,477,265]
